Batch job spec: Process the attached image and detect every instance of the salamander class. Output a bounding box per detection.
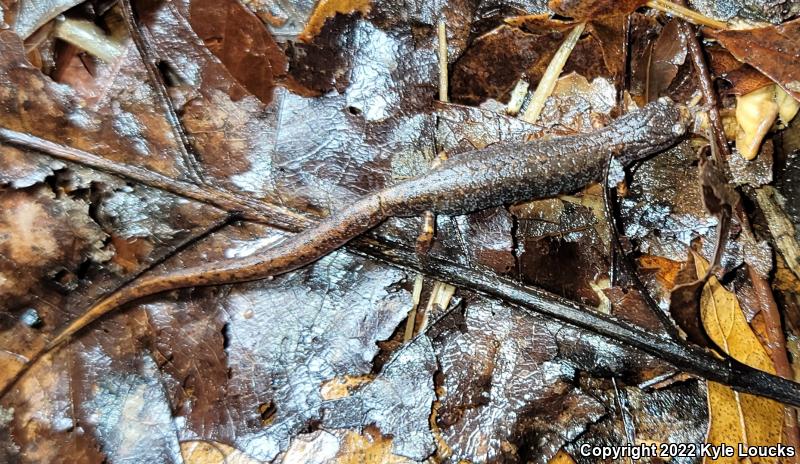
[3,99,691,393]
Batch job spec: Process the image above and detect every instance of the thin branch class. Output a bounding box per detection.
[0,127,309,230]
[521,22,585,124]
[119,0,205,183]
[647,0,728,30]
[676,10,730,162]
[5,126,800,407]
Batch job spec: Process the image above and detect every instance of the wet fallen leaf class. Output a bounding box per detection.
[189,0,289,104]
[298,0,372,42]
[180,440,262,464]
[694,254,784,463]
[708,18,800,101]
[548,449,576,464]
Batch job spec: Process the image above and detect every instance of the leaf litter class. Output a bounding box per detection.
[0,0,800,462]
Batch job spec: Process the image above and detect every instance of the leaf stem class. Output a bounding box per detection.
[521,22,585,124]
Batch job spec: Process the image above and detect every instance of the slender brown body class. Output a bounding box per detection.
[19,100,692,371]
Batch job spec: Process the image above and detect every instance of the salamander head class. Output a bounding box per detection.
[614,97,693,166]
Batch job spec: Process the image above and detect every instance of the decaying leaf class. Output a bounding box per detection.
[188,0,289,105]
[547,0,648,20]
[708,18,800,101]
[298,0,372,42]
[180,440,262,464]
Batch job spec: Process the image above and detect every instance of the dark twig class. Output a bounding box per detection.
[675,6,730,162]
[602,159,682,339]
[0,127,308,230]
[4,128,800,407]
[359,235,800,408]
[119,0,205,183]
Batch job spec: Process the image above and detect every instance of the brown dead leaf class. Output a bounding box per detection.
[449,24,567,105]
[669,250,713,347]
[298,0,372,42]
[548,0,647,20]
[646,19,687,101]
[549,449,577,464]
[450,21,609,105]
[638,254,682,289]
[708,18,800,101]
[707,45,775,97]
[180,440,262,464]
[507,14,626,79]
[694,254,784,463]
[189,0,288,104]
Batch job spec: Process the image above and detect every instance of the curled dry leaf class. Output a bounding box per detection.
[694,254,784,463]
[735,85,783,160]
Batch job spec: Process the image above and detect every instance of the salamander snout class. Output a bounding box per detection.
[614,98,693,165]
